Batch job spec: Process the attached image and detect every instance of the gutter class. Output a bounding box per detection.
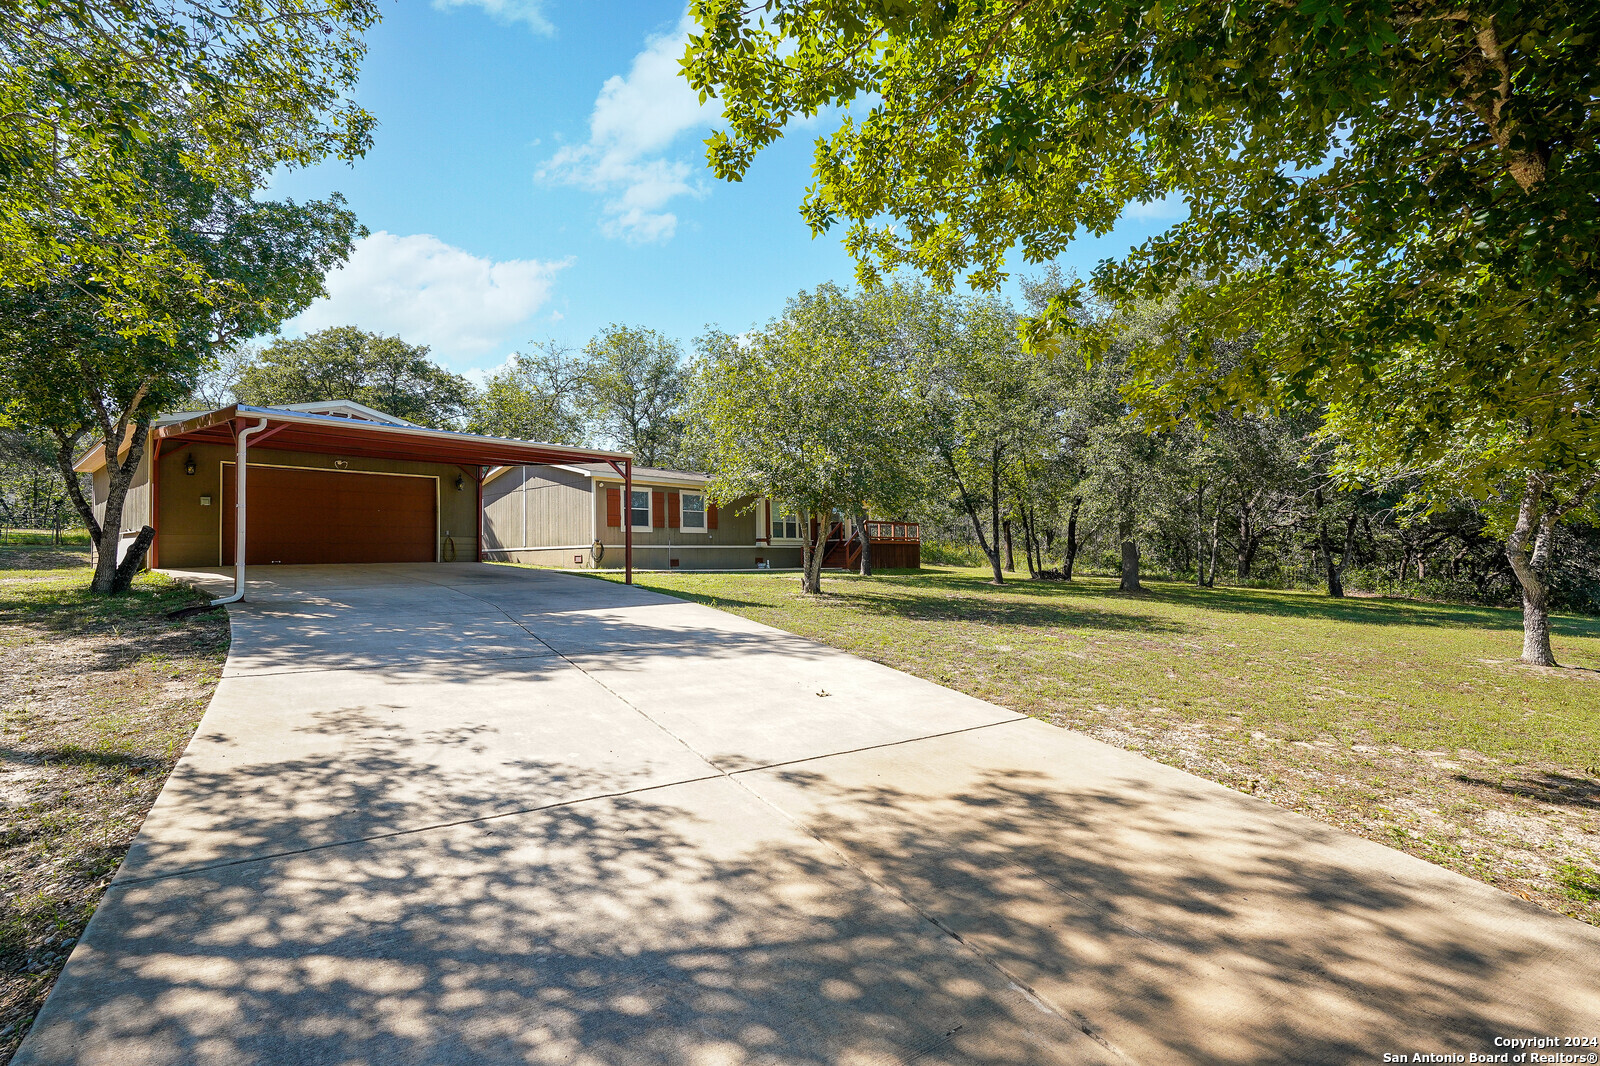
[209,418,269,606]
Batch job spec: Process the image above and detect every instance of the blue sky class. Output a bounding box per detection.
[267,0,1184,377]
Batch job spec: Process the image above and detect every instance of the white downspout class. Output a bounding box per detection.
[210,418,269,606]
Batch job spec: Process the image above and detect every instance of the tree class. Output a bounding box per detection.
[913,294,1048,585]
[1,0,377,330]
[1322,402,1599,662]
[0,151,360,594]
[579,325,688,467]
[689,283,919,594]
[466,341,588,445]
[682,2,1599,662]
[237,327,472,429]
[0,427,79,537]
[187,343,261,409]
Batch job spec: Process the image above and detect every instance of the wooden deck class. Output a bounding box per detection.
[822,520,921,570]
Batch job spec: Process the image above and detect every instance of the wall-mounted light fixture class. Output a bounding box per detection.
[455,475,466,492]
[184,454,197,476]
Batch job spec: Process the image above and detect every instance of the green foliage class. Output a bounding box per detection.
[0,0,379,331]
[1557,861,1600,904]
[466,342,588,445]
[0,149,361,592]
[237,327,472,430]
[0,428,80,531]
[578,325,688,467]
[689,281,921,590]
[683,0,1600,652]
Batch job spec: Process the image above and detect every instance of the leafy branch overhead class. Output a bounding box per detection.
[0,0,379,334]
[682,0,1599,664]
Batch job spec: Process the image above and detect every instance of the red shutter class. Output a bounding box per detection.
[605,486,621,527]
[708,502,719,530]
[652,490,666,528]
[667,491,680,529]
[764,505,770,540]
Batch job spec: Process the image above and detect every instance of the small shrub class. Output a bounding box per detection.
[920,540,987,567]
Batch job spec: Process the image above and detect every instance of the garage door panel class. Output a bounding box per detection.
[223,465,437,565]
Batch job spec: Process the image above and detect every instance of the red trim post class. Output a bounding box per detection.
[475,465,485,562]
[623,459,633,585]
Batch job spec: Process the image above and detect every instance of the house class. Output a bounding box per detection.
[74,401,638,592]
[481,464,921,571]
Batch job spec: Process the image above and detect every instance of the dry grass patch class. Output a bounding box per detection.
[596,565,1600,927]
[0,555,227,1061]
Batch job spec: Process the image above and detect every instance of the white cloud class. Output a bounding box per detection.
[284,232,571,363]
[432,0,553,33]
[538,11,720,243]
[1124,193,1188,221]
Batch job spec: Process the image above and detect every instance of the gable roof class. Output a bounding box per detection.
[573,463,708,488]
[481,462,711,489]
[269,400,417,426]
[74,404,630,474]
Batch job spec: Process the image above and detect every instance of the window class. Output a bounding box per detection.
[772,510,799,540]
[681,492,706,531]
[630,489,651,529]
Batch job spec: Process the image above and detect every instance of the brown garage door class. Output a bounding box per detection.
[223,465,437,565]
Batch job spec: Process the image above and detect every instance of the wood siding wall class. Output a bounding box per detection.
[594,487,753,548]
[481,467,593,551]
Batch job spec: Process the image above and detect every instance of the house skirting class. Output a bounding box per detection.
[485,544,804,570]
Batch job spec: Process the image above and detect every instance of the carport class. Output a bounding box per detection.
[82,403,637,595]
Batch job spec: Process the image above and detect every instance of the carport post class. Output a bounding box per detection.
[475,465,484,562]
[210,418,270,606]
[624,459,633,585]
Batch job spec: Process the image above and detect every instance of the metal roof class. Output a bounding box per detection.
[75,404,631,473]
[573,463,708,487]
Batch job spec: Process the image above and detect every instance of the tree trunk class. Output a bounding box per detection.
[1028,507,1042,578]
[1206,512,1220,588]
[1319,518,1350,598]
[986,446,1004,583]
[1024,511,1035,577]
[1119,538,1141,592]
[1003,519,1015,572]
[54,411,153,596]
[1338,513,1358,591]
[1118,510,1141,591]
[112,526,156,592]
[1236,502,1254,579]
[856,512,872,576]
[1063,497,1081,581]
[799,508,827,594]
[941,444,1003,583]
[1506,480,1557,666]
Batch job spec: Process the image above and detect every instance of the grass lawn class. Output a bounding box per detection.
[597,565,1600,925]
[0,549,227,1061]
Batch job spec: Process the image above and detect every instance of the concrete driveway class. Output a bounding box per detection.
[17,564,1600,1065]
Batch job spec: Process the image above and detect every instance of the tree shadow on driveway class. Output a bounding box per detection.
[22,748,1600,1066]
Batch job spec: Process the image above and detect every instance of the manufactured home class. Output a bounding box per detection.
[481,464,920,571]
